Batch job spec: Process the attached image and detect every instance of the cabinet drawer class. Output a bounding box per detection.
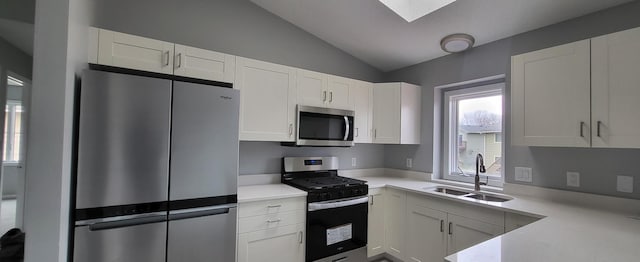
[239,197,305,218]
[407,193,504,227]
[238,210,305,234]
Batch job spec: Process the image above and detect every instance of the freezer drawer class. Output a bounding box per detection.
[76,70,172,209]
[74,215,167,262]
[167,206,237,262]
[170,81,239,201]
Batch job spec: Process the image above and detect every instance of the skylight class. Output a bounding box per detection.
[7,76,23,87]
[379,0,457,22]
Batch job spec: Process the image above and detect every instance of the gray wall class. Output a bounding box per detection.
[91,0,382,82]
[384,1,640,200]
[240,142,384,175]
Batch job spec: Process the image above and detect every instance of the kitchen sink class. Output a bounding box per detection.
[465,193,513,202]
[426,186,471,196]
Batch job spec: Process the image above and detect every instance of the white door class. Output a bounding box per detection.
[511,40,591,147]
[384,188,406,260]
[236,57,297,142]
[591,27,640,148]
[447,214,504,255]
[296,69,327,108]
[350,80,373,143]
[97,29,174,74]
[173,44,235,83]
[405,204,447,262]
[367,189,385,257]
[373,83,401,144]
[237,223,304,262]
[327,75,352,110]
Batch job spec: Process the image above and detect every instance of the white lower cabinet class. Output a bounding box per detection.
[381,191,505,262]
[237,223,305,262]
[238,197,306,262]
[367,188,385,257]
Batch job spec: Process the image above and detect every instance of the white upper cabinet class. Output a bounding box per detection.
[297,69,328,108]
[591,27,640,148]
[511,40,591,147]
[350,80,373,143]
[327,75,352,110]
[236,57,297,142]
[296,69,352,110]
[372,83,421,144]
[512,26,640,149]
[174,44,235,83]
[97,29,175,75]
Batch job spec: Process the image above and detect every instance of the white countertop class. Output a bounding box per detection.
[357,176,640,262]
[238,184,307,203]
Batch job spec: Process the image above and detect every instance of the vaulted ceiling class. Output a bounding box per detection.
[251,0,633,72]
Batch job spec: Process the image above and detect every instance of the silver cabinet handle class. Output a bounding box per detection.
[440,220,444,233]
[373,129,377,139]
[355,128,359,137]
[267,219,281,223]
[299,231,303,244]
[267,205,281,208]
[369,196,373,206]
[289,124,293,136]
[176,53,182,68]
[597,121,602,137]
[579,121,585,137]
[323,91,327,102]
[329,91,333,102]
[448,222,453,235]
[164,51,170,66]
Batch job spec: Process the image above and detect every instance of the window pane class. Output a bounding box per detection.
[456,95,502,176]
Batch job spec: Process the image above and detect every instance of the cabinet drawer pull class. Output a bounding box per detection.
[176,53,182,68]
[597,121,602,137]
[369,196,373,206]
[323,91,327,102]
[164,51,170,66]
[267,205,282,208]
[329,91,333,102]
[266,219,281,223]
[440,220,444,233]
[299,231,303,244]
[355,128,359,138]
[579,121,585,137]
[289,124,293,136]
[373,129,377,139]
[448,222,453,235]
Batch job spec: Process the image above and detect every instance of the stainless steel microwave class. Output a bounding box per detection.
[296,105,355,147]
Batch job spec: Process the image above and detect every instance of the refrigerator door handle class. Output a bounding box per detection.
[87,214,167,231]
[168,205,235,221]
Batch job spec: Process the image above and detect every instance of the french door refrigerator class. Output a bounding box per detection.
[73,69,239,262]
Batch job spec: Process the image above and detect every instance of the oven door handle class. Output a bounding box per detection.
[308,196,369,211]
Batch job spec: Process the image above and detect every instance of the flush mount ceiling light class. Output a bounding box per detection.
[379,0,457,22]
[440,33,475,53]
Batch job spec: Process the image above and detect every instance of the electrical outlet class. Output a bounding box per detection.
[351,158,357,167]
[617,176,633,193]
[567,172,580,187]
[406,158,413,168]
[515,167,532,182]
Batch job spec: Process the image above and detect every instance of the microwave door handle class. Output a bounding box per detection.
[343,116,350,141]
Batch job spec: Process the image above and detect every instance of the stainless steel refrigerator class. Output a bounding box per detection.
[72,69,239,262]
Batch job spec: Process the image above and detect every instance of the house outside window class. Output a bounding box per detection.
[443,83,504,186]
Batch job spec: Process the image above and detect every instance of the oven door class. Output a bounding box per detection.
[306,196,368,261]
[297,105,354,147]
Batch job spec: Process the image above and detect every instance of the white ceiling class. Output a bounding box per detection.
[251,0,633,72]
[0,18,34,56]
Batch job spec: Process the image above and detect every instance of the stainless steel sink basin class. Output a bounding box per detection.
[425,186,471,196]
[465,193,513,202]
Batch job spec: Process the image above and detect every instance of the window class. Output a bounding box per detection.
[3,101,24,163]
[443,83,504,186]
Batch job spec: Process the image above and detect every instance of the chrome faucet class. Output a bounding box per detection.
[475,153,487,191]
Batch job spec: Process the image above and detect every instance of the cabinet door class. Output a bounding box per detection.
[351,80,373,143]
[511,40,591,147]
[373,83,401,144]
[237,223,304,262]
[173,44,235,83]
[592,27,640,148]
[236,57,297,142]
[384,188,406,260]
[367,189,385,257]
[400,83,422,144]
[447,214,504,255]
[297,69,327,108]
[327,75,352,110]
[405,204,447,262]
[97,29,174,74]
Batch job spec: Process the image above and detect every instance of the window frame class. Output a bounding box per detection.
[3,100,23,164]
[442,83,505,187]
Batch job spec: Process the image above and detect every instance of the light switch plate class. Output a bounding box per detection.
[567,172,580,187]
[515,167,532,182]
[617,176,633,193]
[406,158,413,168]
[351,158,357,167]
